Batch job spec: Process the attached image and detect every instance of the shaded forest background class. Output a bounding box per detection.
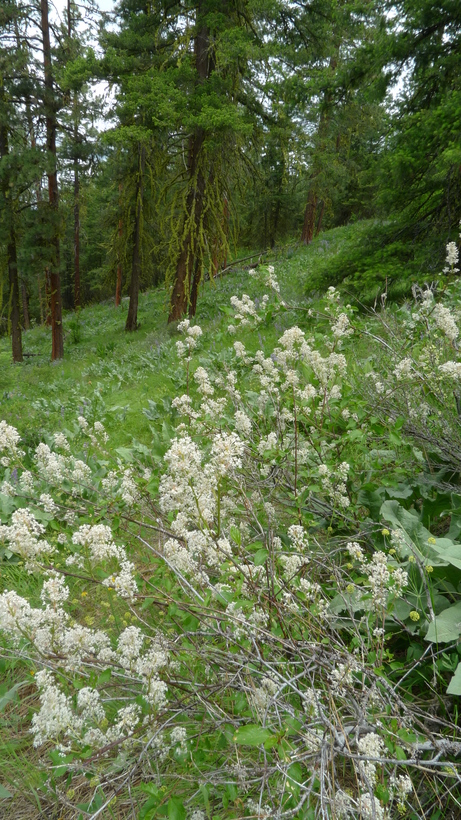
[1,0,460,360]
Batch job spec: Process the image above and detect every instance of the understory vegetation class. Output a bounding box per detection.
[1,233,461,819]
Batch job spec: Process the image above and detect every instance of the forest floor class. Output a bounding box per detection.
[0,229,338,818]
[0,229,344,450]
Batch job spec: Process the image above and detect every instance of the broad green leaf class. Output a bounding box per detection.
[380,500,448,565]
[425,602,461,643]
[234,725,273,746]
[115,447,134,463]
[0,681,27,712]
[168,797,186,820]
[253,548,268,566]
[447,663,461,695]
[0,785,13,798]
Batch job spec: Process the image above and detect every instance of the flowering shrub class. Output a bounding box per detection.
[1,257,461,817]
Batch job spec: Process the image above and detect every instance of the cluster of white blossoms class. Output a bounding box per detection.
[347,541,408,611]
[357,731,385,784]
[35,442,68,483]
[249,264,281,294]
[228,293,268,333]
[0,508,53,569]
[432,303,459,343]
[443,227,460,275]
[176,319,203,359]
[329,660,359,695]
[393,357,414,380]
[30,658,166,753]
[318,461,350,509]
[53,432,70,451]
[68,524,138,600]
[331,312,354,346]
[0,420,23,467]
[194,366,214,396]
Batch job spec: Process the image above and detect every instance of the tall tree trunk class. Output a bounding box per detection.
[115,184,123,306]
[0,89,23,363]
[300,50,339,246]
[168,3,209,323]
[125,144,145,331]
[74,153,80,308]
[68,1,81,310]
[115,254,123,306]
[41,0,64,359]
[21,280,31,330]
[7,238,23,362]
[301,185,318,245]
[315,199,326,237]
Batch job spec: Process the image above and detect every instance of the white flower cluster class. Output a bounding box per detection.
[30,664,162,753]
[194,366,214,396]
[0,420,23,466]
[347,542,408,611]
[35,443,68,483]
[394,357,414,380]
[432,303,459,343]
[176,319,202,359]
[69,524,138,600]
[53,432,70,451]
[357,731,385,784]
[317,461,350,509]
[229,293,268,332]
[0,508,53,569]
[331,312,353,345]
[443,238,459,275]
[249,264,281,294]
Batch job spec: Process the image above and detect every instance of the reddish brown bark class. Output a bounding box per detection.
[115,210,123,306]
[168,3,210,323]
[0,93,23,362]
[21,279,30,331]
[301,186,318,245]
[125,145,145,331]
[41,0,64,359]
[74,158,80,309]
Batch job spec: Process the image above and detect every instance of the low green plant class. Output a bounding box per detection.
[1,240,461,818]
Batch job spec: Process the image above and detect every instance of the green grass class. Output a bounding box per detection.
[0,226,445,818]
[0,248,318,451]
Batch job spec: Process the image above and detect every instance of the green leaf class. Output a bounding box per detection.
[253,548,268,566]
[425,602,461,643]
[380,500,447,565]
[0,681,27,712]
[234,725,273,746]
[115,447,134,463]
[168,797,186,820]
[97,669,112,685]
[0,785,13,799]
[395,746,407,761]
[447,663,461,695]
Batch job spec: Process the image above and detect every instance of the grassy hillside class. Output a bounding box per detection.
[1,228,461,819]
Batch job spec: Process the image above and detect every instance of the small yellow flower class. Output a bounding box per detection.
[346,562,353,569]
[427,537,436,544]
[426,565,434,573]
[409,611,420,622]
[389,548,396,555]
[81,590,88,597]
[381,528,390,536]
[30,670,35,676]
[408,555,416,563]
[346,584,355,594]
